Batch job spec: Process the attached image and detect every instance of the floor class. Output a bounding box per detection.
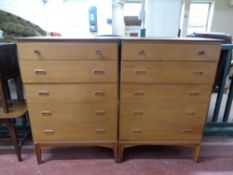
[0,137,233,175]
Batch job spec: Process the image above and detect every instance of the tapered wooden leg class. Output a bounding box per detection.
[193,144,201,163]
[6,120,22,161]
[34,144,42,164]
[117,144,124,162]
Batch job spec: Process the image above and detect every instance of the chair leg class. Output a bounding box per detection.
[5,119,22,161]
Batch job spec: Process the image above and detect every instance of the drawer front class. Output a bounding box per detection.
[120,122,203,141]
[122,42,221,61]
[122,61,217,84]
[28,103,117,123]
[17,42,118,60]
[20,61,117,83]
[120,103,208,124]
[25,84,117,104]
[32,122,116,142]
[121,84,212,104]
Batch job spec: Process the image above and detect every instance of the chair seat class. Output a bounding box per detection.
[0,101,27,119]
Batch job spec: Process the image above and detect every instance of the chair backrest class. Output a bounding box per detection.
[188,32,232,44]
[0,43,23,113]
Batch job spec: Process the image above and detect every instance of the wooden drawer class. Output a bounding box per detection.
[25,84,117,104]
[120,103,208,124]
[122,61,217,84]
[32,122,116,142]
[28,103,117,123]
[17,42,118,60]
[20,61,117,83]
[120,122,203,141]
[122,41,221,61]
[121,84,212,104]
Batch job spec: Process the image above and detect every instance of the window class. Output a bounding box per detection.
[187,2,212,34]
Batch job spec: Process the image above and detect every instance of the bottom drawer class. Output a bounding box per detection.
[32,122,116,142]
[120,122,203,142]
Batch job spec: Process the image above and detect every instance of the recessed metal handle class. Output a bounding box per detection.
[134,91,145,96]
[96,49,102,56]
[34,69,47,75]
[133,111,144,116]
[94,91,105,96]
[188,91,199,96]
[131,129,142,133]
[43,130,55,135]
[198,50,205,55]
[192,70,204,75]
[34,49,40,56]
[185,111,196,116]
[182,129,193,133]
[41,111,52,117]
[139,50,145,55]
[96,129,106,134]
[95,111,106,116]
[135,70,147,75]
[92,69,105,75]
[38,91,50,96]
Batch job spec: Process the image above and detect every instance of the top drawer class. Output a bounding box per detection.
[17,42,118,60]
[122,41,221,61]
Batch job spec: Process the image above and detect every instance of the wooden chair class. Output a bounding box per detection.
[0,43,28,161]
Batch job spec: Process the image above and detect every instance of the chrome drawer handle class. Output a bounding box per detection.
[34,49,40,56]
[131,129,142,133]
[188,91,199,96]
[93,69,105,75]
[198,50,205,55]
[139,50,145,55]
[135,70,147,75]
[41,111,52,117]
[134,91,145,96]
[96,49,102,56]
[95,111,106,116]
[94,91,105,96]
[133,111,144,116]
[185,111,196,116]
[96,129,106,134]
[192,70,204,75]
[34,69,47,75]
[182,129,193,133]
[43,130,55,135]
[38,91,50,96]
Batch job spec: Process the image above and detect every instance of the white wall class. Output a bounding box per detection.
[0,0,46,29]
[211,0,233,36]
[145,0,182,37]
[44,0,112,36]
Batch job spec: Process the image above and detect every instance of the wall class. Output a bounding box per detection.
[0,0,46,29]
[44,0,112,36]
[145,0,182,37]
[211,0,233,36]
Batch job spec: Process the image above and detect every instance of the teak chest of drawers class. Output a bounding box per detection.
[17,38,221,163]
[17,39,119,163]
[119,39,221,162]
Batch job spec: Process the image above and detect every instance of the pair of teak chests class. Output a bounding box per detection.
[16,38,221,163]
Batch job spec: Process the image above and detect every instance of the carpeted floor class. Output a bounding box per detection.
[0,137,233,175]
